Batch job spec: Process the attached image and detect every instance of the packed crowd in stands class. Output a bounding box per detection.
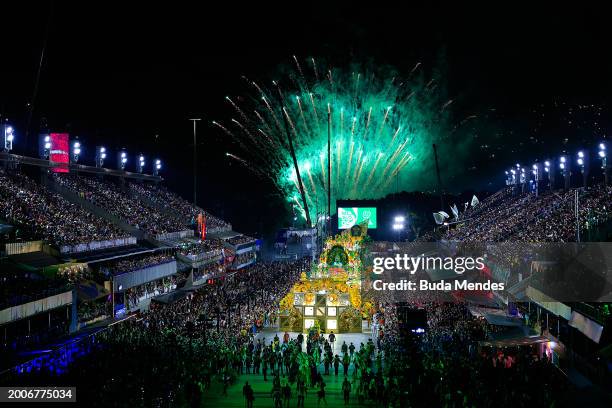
[176,239,224,259]
[230,251,256,267]
[125,276,181,309]
[128,182,231,233]
[192,263,225,282]
[98,253,174,276]
[0,169,129,248]
[226,234,256,246]
[53,174,188,235]
[445,185,612,242]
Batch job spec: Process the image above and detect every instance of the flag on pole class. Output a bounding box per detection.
[471,195,480,207]
[433,212,445,225]
[450,204,459,220]
[432,211,450,225]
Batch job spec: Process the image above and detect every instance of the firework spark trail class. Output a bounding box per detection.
[226,96,250,124]
[293,55,305,81]
[336,140,341,193]
[441,99,454,112]
[363,152,384,192]
[344,140,355,190]
[311,57,319,81]
[215,57,458,221]
[390,126,401,145]
[379,138,409,181]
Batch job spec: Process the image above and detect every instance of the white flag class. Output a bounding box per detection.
[471,195,480,207]
[439,211,450,219]
[450,204,459,220]
[433,212,445,225]
[464,202,469,211]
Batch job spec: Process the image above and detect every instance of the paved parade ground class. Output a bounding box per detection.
[203,330,374,407]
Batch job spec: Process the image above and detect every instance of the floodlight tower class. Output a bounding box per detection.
[153,159,162,176]
[576,150,588,188]
[118,150,128,170]
[138,154,145,174]
[71,140,81,163]
[559,156,570,190]
[3,125,15,152]
[598,143,607,186]
[543,160,553,190]
[40,135,51,159]
[96,146,107,168]
[532,164,540,197]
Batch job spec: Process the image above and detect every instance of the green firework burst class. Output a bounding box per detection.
[214,57,457,223]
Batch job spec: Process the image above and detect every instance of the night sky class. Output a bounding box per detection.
[2,3,611,235]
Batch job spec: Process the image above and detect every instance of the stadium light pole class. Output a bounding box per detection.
[559,156,569,190]
[119,150,128,171]
[543,160,552,190]
[72,140,81,163]
[3,125,15,152]
[532,164,539,197]
[577,150,587,188]
[190,118,201,207]
[138,154,145,174]
[42,135,51,159]
[96,146,107,168]
[598,143,607,186]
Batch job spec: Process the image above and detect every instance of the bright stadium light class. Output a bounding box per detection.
[138,154,145,173]
[392,223,404,230]
[578,151,584,158]
[118,150,128,170]
[3,125,15,151]
[72,140,81,163]
[153,159,162,176]
[96,146,107,167]
[394,216,405,223]
[577,158,584,166]
[598,143,608,185]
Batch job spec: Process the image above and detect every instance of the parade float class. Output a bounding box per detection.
[279,222,374,333]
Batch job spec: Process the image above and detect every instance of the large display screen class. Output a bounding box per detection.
[50,133,69,173]
[338,207,377,229]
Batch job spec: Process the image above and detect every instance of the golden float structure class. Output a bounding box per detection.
[279,222,375,333]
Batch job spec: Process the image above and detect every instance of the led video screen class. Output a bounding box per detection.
[337,207,377,229]
[50,133,69,173]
